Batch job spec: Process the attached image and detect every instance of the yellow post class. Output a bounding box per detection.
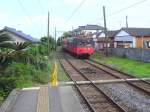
[50,62,58,86]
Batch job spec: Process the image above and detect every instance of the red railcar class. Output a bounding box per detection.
[62,37,94,58]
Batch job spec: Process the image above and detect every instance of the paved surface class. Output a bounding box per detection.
[49,86,84,112]
[10,89,38,112]
[7,85,84,112]
[37,86,49,112]
[49,86,63,112]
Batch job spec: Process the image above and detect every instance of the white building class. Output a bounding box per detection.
[73,24,104,37]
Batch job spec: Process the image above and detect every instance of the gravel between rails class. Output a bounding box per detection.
[97,83,150,112]
[59,55,124,112]
[66,56,150,112]
[72,86,91,112]
[78,84,121,112]
[86,59,150,93]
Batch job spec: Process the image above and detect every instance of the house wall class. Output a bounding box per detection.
[84,30,101,34]
[114,30,136,48]
[136,36,150,48]
[98,32,105,38]
[4,31,27,43]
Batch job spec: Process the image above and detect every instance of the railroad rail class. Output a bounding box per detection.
[58,54,128,112]
[89,59,150,85]
[84,59,150,94]
[61,53,150,112]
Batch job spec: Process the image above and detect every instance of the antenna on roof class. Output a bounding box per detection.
[126,16,128,28]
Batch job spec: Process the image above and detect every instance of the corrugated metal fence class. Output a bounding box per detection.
[108,48,150,62]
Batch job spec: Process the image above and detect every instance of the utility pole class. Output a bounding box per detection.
[103,6,108,56]
[103,6,107,35]
[54,27,57,51]
[47,11,50,54]
[126,16,128,28]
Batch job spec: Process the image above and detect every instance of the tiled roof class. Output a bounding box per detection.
[95,30,119,37]
[121,27,150,36]
[84,25,104,30]
[73,24,104,32]
[105,30,119,37]
[2,26,39,43]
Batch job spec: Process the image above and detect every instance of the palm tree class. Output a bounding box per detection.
[0,33,31,70]
[0,33,13,51]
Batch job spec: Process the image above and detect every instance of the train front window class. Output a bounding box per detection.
[76,39,91,46]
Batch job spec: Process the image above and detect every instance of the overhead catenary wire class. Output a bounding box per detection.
[17,0,41,67]
[65,0,88,23]
[37,0,46,37]
[37,0,44,14]
[17,0,34,24]
[17,0,42,35]
[107,0,148,17]
[88,0,148,24]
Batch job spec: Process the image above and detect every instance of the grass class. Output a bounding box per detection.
[57,62,70,81]
[91,52,150,78]
[49,52,69,82]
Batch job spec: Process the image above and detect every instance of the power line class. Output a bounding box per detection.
[89,0,148,24]
[17,0,33,24]
[107,0,147,17]
[17,0,42,37]
[37,0,44,14]
[65,0,88,23]
[37,0,46,36]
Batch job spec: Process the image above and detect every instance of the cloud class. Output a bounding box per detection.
[0,11,9,20]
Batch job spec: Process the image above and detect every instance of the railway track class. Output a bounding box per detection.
[58,55,126,112]
[84,59,150,94]
[61,53,150,112]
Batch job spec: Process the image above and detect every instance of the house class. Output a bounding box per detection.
[0,26,39,43]
[114,28,150,48]
[94,30,118,50]
[73,24,104,37]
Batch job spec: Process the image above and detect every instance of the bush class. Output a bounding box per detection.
[0,77,17,98]
[2,61,50,87]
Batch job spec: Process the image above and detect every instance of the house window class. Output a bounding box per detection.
[117,41,132,48]
[147,41,150,48]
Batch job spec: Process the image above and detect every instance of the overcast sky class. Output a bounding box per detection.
[0,0,150,39]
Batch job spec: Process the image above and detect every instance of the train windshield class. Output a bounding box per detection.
[75,38,93,46]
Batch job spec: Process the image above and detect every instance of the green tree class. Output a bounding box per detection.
[39,36,56,54]
[0,33,31,70]
[62,31,72,38]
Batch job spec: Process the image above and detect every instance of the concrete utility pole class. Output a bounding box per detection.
[103,6,108,56]
[103,6,107,36]
[47,11,50,54]
[55,27,57,51]
[126,16,128,28]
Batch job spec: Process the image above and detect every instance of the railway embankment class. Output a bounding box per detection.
[90,52,150,78]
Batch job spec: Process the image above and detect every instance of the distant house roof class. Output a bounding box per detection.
[73,24,104,32]
[121,27,150,37]
[1,26,39,43]
[95,30,119,37]
[105,30,119,37]
[84,25,104,30]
